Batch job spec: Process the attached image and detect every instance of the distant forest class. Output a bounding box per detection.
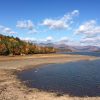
[0,34,56,55]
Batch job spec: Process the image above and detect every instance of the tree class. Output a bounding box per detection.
[0,34,56,55]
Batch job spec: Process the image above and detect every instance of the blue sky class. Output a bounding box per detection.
[0,0,100,46]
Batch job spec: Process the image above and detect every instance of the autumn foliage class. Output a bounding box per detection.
[0,34,56,55]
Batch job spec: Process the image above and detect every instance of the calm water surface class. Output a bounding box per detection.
[58,52,100,57]
[18,59,100,97]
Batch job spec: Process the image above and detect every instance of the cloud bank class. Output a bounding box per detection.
[16,20,38,34]
[42,10,79,30]
[75,20,100,37]
[0,25,16,34]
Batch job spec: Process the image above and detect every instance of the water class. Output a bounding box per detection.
[58,52,100,57]
[18,59,100,97]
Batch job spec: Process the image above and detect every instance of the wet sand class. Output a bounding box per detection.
[0,54,100,100]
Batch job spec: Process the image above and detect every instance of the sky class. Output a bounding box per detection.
[0,0,100,46]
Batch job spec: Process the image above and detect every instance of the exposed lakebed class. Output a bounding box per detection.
[18,58,100,97]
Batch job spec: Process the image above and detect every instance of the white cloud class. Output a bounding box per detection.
[20,37,36,42]
[75,20,100,37]
[75,20,100,46]
[42,10,79,30]
[0,25,16,34]
[80,37,100,46]
[42,19,69,29]
[60,37,69,41]
[45,36,53,41]
[16,20,34,30]
[28,29,38,34]
[36,36,53,43]
[20,36,54,43]
[81,37,100,45]
[57,36,77,45]
[58,37,69,44]
[16,20,38,34]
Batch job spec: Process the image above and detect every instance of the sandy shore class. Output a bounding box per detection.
[0,54,100,100]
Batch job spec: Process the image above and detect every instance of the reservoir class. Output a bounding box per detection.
[18,58,100,97]
[58,52,100,57]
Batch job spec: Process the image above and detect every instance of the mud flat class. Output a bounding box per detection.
[0,54,100,100]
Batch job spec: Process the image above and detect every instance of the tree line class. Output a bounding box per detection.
[0,34,56,55]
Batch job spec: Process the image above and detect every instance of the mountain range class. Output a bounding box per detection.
[36,42,100,52]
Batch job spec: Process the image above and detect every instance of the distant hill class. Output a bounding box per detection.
[37,42,100,52]
[71,46,100,52]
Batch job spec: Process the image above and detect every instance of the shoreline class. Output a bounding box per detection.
[0,54,100,100]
